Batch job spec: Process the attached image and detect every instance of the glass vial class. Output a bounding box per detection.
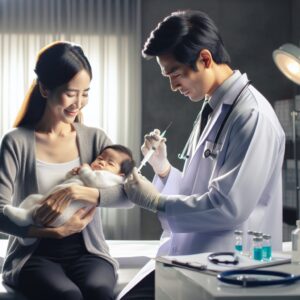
[291,220,300,264]
[247,230,255,257]
[234,230,243,253]
[262,234,272,261]
[252,236,263,261]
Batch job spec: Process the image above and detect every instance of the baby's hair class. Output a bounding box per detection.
[101,144,135,177]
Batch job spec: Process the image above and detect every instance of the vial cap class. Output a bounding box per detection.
[262,234,271,239]
[247,230,254,235]
[253,237,263,242]
[234,230,243,235]
[297,220,300,227]
[253,231,263,237]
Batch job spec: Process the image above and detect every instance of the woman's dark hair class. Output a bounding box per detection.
[142,10,231,70]
[101,144,135,177]
[14,41,92,127]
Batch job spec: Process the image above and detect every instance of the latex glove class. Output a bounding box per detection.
[141,129,171,176]
[124,168,161,212]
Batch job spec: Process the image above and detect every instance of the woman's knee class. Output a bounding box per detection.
[83,284,114,300]
[19,286,83,300]
[58,287,83,300]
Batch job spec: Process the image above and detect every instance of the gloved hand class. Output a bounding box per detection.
[124,168,161,212]
[141,129,171,176]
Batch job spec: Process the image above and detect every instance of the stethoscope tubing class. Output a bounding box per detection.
[208,252,239,265]
[210,81,251,153]
[178,80,251,160]
[178,109,202,160]
[217,269,300,287]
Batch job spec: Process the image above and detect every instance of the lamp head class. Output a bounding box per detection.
[273,43,300,85]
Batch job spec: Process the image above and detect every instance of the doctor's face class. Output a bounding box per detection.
[157,54,213,102]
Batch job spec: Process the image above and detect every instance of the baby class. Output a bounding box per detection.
[3,144,135,245]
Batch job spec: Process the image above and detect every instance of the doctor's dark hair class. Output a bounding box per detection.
[101,144,135,178]
[14,41,92,127]
[142,10,231,69]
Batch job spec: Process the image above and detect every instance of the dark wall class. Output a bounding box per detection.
[140,0,300,239]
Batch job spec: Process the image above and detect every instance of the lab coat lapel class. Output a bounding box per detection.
[184,110,220,173]
[185,73,250,172]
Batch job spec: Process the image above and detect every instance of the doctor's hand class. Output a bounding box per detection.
[142,129,171,177]
[124,168,161,212]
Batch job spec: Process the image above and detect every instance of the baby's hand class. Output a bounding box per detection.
[79,163,91,172]
[70,167,81,175]
[68,164,91,178]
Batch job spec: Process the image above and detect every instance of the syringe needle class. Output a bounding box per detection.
[161,121,172,137]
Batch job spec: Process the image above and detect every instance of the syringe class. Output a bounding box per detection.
[137,122,172,172]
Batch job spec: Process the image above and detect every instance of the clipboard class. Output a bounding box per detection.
[156,252,291,275]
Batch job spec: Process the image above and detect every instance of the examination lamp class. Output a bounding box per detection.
[273,43,300,220]
[273,43,300,85]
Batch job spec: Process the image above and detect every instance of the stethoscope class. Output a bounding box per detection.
[217,269,300,287]
[208,252,239,265]
[178,81,251,161]
[209,252,300,287]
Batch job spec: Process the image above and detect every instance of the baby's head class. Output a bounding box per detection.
[90,144,135,177]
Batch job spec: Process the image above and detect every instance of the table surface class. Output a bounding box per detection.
[155,257,300,300]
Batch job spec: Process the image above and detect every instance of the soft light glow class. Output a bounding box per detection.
[287,62,300,75]
[273,43,300,85]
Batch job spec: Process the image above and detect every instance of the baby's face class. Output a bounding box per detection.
[90,148,130,175]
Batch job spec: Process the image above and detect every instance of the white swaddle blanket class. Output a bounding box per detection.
[4,167,123,245]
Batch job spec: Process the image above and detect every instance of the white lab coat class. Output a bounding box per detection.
[117,71,285,299]
[154,71,285,255]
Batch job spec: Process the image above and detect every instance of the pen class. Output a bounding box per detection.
[171,259,207,271]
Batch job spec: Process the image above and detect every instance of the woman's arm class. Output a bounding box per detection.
[0,132,32,237]
[30,206,96,238]
[33,185,99,226]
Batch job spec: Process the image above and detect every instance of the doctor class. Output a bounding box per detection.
[122,10,285,299]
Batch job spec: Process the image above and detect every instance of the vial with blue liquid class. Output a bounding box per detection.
[262,234,272,261]
[253,236,263,261]
[234,230,243,253]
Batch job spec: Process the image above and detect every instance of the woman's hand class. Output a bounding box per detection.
[33,188,73,226]
[33,185,100,226]
[28,207,96,239]
[56,206,96,238]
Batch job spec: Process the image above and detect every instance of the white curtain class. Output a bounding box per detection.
[0,0,141,239]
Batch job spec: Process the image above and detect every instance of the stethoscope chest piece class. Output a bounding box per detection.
[178,80,251,162]
[204,149,212,158]
[203,141,221,160]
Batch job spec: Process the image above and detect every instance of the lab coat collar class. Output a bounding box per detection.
[209,70,243,110]
[199,71,249,143]
[186,71,249,170]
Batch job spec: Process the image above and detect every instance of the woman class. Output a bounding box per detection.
[0,41,127,300]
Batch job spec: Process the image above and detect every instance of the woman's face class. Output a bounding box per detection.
[45,69,91,124]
